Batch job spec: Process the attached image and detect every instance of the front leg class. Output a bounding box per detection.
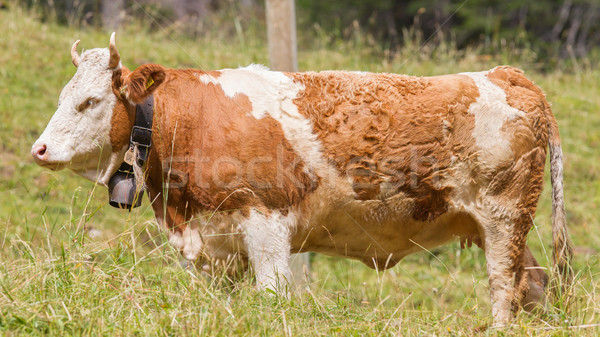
[243,209,294,296]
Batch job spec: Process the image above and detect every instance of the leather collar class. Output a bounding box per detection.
[107,95,154,210]
[130,94,154,167]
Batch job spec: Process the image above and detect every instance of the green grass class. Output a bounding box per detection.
[1,4,600,336]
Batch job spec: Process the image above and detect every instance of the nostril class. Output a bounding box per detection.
[32,144,48,161]
[38,145,46,156]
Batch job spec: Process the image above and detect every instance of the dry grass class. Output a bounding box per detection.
[1,3,600,336]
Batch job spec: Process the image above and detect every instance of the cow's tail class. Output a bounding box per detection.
[547,104,573,285]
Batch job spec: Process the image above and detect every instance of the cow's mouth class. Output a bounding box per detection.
[35,160,67,171]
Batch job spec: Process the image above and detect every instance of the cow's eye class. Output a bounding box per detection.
[77,98,98,112]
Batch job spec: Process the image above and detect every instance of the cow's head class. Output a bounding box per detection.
[31,33,164,186]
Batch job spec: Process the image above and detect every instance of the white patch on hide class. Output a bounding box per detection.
[195,73,219,85]
[461,70,525,165]
[242,209,295,294]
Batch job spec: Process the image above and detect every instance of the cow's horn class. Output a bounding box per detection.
[71,40,81,67]
[108,32,120,70]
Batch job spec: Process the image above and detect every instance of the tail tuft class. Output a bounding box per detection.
[547,107,573,284]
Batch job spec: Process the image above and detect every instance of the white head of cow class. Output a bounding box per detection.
[32,33,125,185]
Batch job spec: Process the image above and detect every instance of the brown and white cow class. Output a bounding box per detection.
[32,33,572,327]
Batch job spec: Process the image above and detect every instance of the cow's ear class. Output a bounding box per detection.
[120,64,166,104]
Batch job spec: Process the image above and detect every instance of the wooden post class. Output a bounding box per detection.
[265,0,309,291]
[266,0,298,72]
[101,0,124,30]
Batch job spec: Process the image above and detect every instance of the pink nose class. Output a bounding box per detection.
[32,144,48,163]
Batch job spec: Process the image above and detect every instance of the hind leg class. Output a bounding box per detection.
[482,229,520,326]
[462,234,546,314]
[476,208,532,327]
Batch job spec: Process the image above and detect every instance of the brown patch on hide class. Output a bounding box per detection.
[290,72,480,221]
[140,68,317,228]
[146,151,194,229]
[110,67,135,151]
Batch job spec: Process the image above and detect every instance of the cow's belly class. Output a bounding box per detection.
[292,184,479,269]
[177,179,480,270]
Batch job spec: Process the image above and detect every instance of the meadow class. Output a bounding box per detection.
[1,4,600,336]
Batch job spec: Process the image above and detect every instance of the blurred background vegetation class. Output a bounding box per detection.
[1,0,599,334]
[17,0,600,67]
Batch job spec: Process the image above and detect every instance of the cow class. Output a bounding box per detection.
[31,33,572,327]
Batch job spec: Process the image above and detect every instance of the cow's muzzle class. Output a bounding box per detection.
[31,143,67,170]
